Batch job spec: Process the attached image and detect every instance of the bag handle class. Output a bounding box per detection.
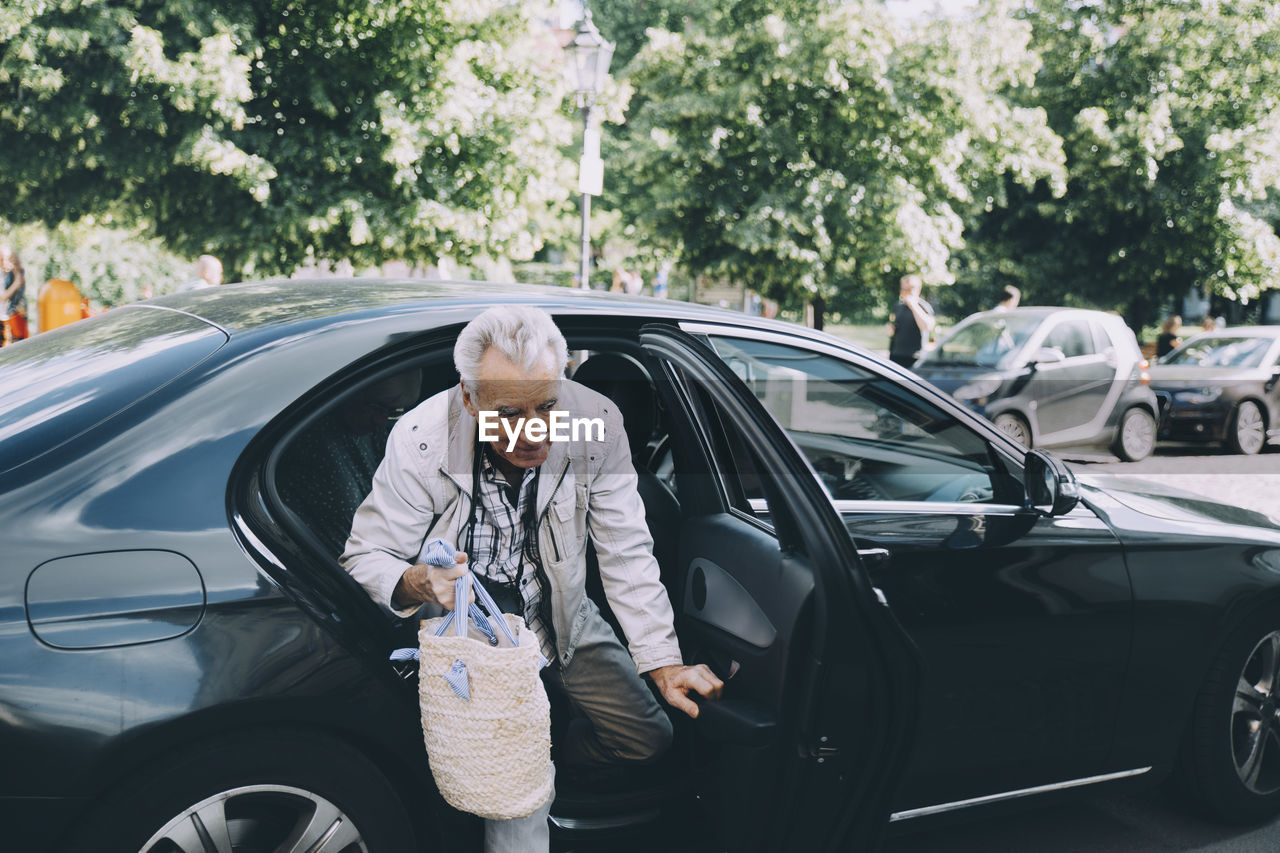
[422,538,520,648]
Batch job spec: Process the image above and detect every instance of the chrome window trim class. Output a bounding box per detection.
[888,767,1151,822]
[750,498,1027,517]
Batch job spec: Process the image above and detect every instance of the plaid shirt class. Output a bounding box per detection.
[469,451,555,661]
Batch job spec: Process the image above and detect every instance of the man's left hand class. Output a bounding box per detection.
[648,664,724,719]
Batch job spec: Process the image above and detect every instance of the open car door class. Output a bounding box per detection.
[639,325,922,852]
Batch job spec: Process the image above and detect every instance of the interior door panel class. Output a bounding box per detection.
[677,514,812,717]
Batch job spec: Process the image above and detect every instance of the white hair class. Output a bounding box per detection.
[454,305,568,385]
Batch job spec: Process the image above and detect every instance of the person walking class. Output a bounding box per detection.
[0,246,29,346]
[177,254,223,292]
[887,274,935,368]
[994,285,1020,312]
[1156,315,1183,358]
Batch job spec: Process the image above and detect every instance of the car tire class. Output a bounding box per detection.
[1178,611,1280,824]
[1110,407,1157,462]
[62,729,419,853]
[1227,401,1267,456]
[992,412,1032,448]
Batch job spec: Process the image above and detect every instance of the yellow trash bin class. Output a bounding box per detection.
[38,278,83,333]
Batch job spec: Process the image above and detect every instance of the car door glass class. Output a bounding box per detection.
[707,336,1005,504]
[1042,319,1094,359]
[271,363,439,559]
[1089,320,1112,357]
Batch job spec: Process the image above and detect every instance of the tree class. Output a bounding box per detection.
[610,0,1065,316]
[4,217,190,309]
[960,0,1280,327]
[0,0,574,278]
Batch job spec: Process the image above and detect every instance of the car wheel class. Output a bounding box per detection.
[1179,614,1280,823]
[992,413,1032,448]
[63,730,418,853]
[1110,407,1156,462]
[1227,401,1267,455]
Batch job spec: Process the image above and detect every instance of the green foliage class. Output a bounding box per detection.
[0,0,575,278]
[958,0,1280,327]
[3,218,190,310]
[610,0,1065,316]
[591,0,718,71]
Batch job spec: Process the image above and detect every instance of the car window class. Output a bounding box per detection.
[919,313,1040,369]
[1162,336,1274,368]
[1089,320,1112,354]
[707,335,1006,504]
[1041,318,1095,359]
[269,361,446,559]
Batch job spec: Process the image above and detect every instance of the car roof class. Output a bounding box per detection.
[143,277,870,352]
[1187,326,1280,338]
[968,306,1117,321]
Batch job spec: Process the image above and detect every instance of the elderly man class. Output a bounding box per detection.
[341,305,722,852]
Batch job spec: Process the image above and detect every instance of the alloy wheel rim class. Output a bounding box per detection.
[142,784,368,853]
[1238,404,1265,454]
[1122,411,1154,458]
[1232,630,1280,795]
[996,416,1029,446]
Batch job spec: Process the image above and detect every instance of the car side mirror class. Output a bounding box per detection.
[1024,450,1080,516]
[1028,347,1065,367]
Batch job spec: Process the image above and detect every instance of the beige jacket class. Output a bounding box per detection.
[340,381,683,674]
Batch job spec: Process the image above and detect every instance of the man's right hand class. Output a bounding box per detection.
[392,551,469,610]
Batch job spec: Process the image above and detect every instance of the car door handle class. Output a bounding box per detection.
[857,547,892,569]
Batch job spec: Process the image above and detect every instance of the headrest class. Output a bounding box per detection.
[572,352,657,459]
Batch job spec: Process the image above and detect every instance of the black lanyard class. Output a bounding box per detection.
[463,434,539,589]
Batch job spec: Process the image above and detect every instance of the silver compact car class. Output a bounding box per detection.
[914,307,1159,461]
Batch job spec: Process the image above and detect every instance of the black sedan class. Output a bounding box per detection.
[4,281,1280,853]
[1151,327,1280,454]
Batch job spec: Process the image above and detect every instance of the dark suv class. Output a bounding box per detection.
[914,307,1159,461]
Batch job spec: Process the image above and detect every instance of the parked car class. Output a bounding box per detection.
[913,307,1159,461]
[1150,326,1280,454]
[4,281,1280,853]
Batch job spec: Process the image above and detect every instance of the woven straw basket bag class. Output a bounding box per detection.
[418,571,553,820]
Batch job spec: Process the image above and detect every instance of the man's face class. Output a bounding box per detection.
[462,346,561,469]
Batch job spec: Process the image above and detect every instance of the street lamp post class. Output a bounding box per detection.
[563,10,614,290]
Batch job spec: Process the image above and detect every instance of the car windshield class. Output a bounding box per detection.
[1161,336,1274,368]
[922,314,1041,369]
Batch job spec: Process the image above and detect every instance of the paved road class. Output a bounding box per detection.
[886,445,1280,853]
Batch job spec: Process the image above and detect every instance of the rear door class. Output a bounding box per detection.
[691,325,1133,816]
[639,326,921,852]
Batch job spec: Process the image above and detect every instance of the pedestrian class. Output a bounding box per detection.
[177,254,223,292]
[994,285,1020,312]
[652,268,668,299]
[1201,316,1216,333]
[1156,315,1183,358]
[0,245,29,346]
[341,306,723,853]
[887,274,935,368]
